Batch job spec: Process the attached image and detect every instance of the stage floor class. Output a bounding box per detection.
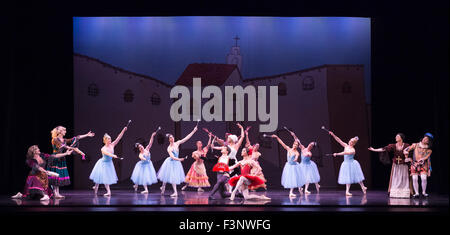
[1,189,448,213]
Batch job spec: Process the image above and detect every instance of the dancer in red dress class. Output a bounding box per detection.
[244,127,267,191]
[228,147,271,201]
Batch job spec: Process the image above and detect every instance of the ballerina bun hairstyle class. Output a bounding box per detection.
[103,133,111,143]
[228,134,238,143]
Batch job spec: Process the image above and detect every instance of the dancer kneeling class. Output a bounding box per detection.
[228,147,270,201]
[131,131,158,194]
[158,126,197,197]
[328,131,367,196]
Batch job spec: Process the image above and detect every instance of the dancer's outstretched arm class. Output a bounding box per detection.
[333,149,355,156]
[204,134,212,153]
[368,147,385,152]
[101,148,119,159]
[272,135,290,151]
[177,126,198,145]
[168,147,184,161]
[235,123,245,149]
[329,131,347,148]
[211,137,223,150]
[145,132,157,151]
[112,127,127,146]
[78,131,95,140]
[245,128,251,148]
[289,131,305,150]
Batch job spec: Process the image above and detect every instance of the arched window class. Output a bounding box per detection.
[342,81,352,94]
[87,83,99,97]
[123,89,134,103]
[302,76,315,90]
[151,93,161,105]
[278,82,287,96]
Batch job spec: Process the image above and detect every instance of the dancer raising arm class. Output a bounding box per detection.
[271,134,304,198]
[288,131,321,194]
[403,133,433,197]
[131,131,158,194]
[328,131,367,196]
[182,133,212,192]
[11,146,73,201]
[89,125,127,197]
[48,126,95,198]
[228,147,270,201]
[157,126,197,197]
[244,128,267,191]
[368,133,411,198]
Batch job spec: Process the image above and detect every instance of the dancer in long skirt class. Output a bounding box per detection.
[368,133,411,198]
[244,128,267,191]
[158,126,197,197]
[270,134,304,198]
[328,131,367,196]
[182,133,212,192]
[131,131,158,194]
[228,147,270,201]
[48,126,95,198]
[90,125,127,197]
[403,133,433,198]
[287,130,321,194]
[11,145,73,201]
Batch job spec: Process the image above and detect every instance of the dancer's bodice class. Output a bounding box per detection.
[240,163,252,175]
[170,150,179,161]
[287,152,298,165]
[218,155,229,165]
[344,154,354,161]
[301,154,311,164]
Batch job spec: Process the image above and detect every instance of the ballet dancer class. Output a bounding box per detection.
[89,125,127,197]
[48,126,95,198]
[403,133,433,197]
[11,145,73,201]
[368,133,411,198]
[131,131,158,194]
[182,133,212,192]
[328,131,367,196]
[271,134,304,198]
[287,130,321,194]
[158,126,197,197]
[228,147,271,201]
[244,128,267,191]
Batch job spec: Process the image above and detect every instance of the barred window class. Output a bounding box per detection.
[151,93,161,105]
[302,76,315,90]
[87,83,99,97]
[124,89,134,102]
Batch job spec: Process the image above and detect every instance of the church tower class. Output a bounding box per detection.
[227,36,242,72]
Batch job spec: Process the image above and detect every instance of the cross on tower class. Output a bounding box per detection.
[234,35,240,47]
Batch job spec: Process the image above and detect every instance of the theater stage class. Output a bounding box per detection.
[1,189,447,214]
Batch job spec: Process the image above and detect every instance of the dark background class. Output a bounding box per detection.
[1,0,448,195]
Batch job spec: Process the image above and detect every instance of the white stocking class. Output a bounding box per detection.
[420,174,427,195]
[230,177,245,200]
[412,175,419,195]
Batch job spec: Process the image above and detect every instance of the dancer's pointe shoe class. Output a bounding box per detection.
[412,194,420,198]
[229,194,235,201]
[289,193,297,198]
[103,193,111,197]
[362,186,367,194]
[160,186,165,195]
[11,192,23,199]
[141,190,149,194]
[305,190,311,195]
[197,188,204,192]
[40,195,50,201]
[54,194,65,199]
[299,188,303,195]
[345,192,352,196]
[181,185,187,191]
[422,193,429,197]
[133,185,138,192]
[170,193,178,197]
[261,195,271,200]
[316,184,321,193]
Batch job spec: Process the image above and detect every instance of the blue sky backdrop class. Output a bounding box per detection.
[74,16,371,102]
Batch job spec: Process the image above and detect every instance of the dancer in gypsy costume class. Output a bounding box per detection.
[131,131,158,194]
[287,130,321,194]
[244,128,267,191]
[228,147,270,201]
[271,134,305,198]
[90,125,127,197]
[158,126,197,197]
[369,133,411,198]
[48,126,95,198]
[328,131,367,196]
[11,145,73,201]
[182,133,212,192]
[403,133,433,198]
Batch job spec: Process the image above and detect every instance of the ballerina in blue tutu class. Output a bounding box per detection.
[158,125,197,197]
[131,131,158,194]
[328,131,367,196]
[89,125,127,197]
[287,130,321,194]
[271,134,305,198]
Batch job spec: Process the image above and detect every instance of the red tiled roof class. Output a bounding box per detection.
[176,63,240,86]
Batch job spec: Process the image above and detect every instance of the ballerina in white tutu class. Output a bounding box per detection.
[287,130,321,194]
[328,131,367,196]
[89,125,127,197]
[131,131,158,194]
[158,126,197,197]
